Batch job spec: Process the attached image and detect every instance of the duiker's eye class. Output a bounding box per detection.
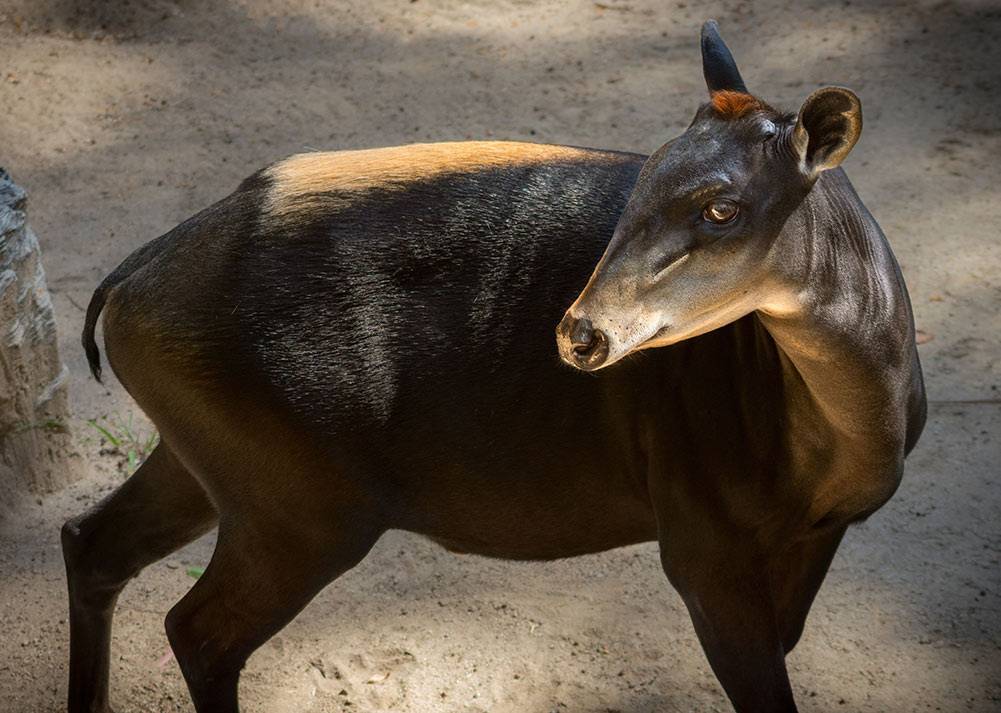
[702,199,740,224]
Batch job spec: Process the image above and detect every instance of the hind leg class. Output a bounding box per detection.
[165,510,381,713]
[62,443,217,713]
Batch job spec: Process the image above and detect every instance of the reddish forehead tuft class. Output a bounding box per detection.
[710,90,768,119]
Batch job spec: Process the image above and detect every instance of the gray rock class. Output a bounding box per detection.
[0,168,77,512]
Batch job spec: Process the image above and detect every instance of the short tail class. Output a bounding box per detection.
[82,280,111,382]
[82,233,172,382]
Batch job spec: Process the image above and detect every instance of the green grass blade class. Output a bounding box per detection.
[87,420,122,447]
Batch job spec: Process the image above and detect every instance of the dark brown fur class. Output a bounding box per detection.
[62,22,923,713]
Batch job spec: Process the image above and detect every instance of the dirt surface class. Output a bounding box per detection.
[1,1,999,711]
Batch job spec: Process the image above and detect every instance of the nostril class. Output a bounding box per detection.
[586,328,607,355]
[570,317,595,352]
[571,326,609,369]
[559,314,609,370]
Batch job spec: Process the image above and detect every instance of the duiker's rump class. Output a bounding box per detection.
[64,21,925,713]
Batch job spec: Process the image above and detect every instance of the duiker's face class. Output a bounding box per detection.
[557,21,861,371]
[558,103,803,369]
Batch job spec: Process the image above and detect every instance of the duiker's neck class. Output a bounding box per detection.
[756,170,922,453]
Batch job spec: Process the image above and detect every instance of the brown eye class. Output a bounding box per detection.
[702,200,740,224]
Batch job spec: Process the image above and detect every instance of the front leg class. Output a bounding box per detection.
[770,525,846,654]
[658,522,798,713]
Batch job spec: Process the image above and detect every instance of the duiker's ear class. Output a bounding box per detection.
[792,87,862,177]
[701,20,747,94]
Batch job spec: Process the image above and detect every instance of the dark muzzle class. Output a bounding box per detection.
[558,314,609,371]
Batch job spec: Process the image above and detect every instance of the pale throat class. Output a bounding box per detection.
[754,189,915,446]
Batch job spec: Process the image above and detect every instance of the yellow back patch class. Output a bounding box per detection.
[265,141,591,216]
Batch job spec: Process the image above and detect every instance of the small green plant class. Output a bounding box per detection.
[87,414,160,475]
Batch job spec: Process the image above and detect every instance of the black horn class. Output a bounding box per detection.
[700,20,747,94]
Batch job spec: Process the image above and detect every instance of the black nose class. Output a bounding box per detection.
[560,315,609,370]
[570,317,596,352]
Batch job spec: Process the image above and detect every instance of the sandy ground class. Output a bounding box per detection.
[0,0,999,711]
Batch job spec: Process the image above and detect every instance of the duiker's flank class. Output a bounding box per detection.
[64,21,924,713]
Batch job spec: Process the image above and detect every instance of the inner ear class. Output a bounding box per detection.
[793,87,862,176]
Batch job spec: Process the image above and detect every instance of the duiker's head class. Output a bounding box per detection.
[557,20,862,370]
